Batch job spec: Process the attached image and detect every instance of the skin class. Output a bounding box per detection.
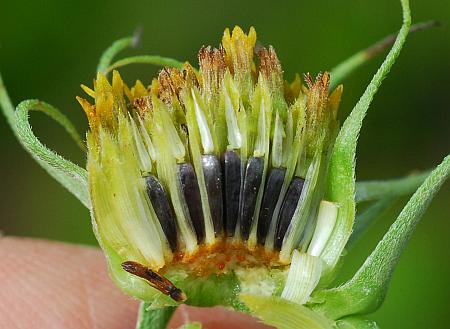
[0,237,271,329]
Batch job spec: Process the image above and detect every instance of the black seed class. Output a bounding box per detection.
[145,175,178,251]
[274,176,305,250]
[240,156,264,240]
[223,150,241,236]
[178,163,205,243]
[257,167,286,245]
[202,155,223,236]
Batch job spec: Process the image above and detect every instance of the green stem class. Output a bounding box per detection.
[356,170,429,203]
[135,303,176,329]
[105,55,185,74]
[330,20,437,89]
[0,72,15,127]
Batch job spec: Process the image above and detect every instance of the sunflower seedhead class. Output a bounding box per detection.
[0,0,448,328]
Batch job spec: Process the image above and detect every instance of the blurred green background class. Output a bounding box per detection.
[1,0,449,327]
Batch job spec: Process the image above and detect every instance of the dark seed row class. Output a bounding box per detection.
[145,154,305,251]
[240,156,264,240]
[145,175,178,251]
[178,162,205,243]
[275,177,305,250]
[202,155,223,236]
[223,150,241,237]
[257,167,286,245]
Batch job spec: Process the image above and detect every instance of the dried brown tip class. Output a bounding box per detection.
[133,96,153,118]
[198,46,227,96]
[303,73,314,89]
[121,261,187,302]
[257,46,284,91]
[158,68,185,105]
[304,72,331,127]
[258,46,282,78]
[198,46,226,70]
[304,72,330,92]
[182,63,200,90]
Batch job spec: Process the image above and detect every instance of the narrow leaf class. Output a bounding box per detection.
[330,20,438,89]
[347,196,398,248]
[105,55,185,74]
[1,75,84,150]
[135,303,176,329]
[15,100,90,208]
[97,35,139,73]
[320,0,411,275]
[351,170,431,248]
[356,170,429,203]
[312,154,450,319]
[1,73,90,208]
[0,72,18,128]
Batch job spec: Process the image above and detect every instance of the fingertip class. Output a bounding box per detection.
[0,237,138,329]
[0,237,272,329]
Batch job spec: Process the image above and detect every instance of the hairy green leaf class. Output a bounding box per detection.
[313,154,450,319]
[1,73,90,208]
[14,100,90,207]
[320,0,411,276]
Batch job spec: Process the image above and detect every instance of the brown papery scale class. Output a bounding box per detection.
[121,261,187,302]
